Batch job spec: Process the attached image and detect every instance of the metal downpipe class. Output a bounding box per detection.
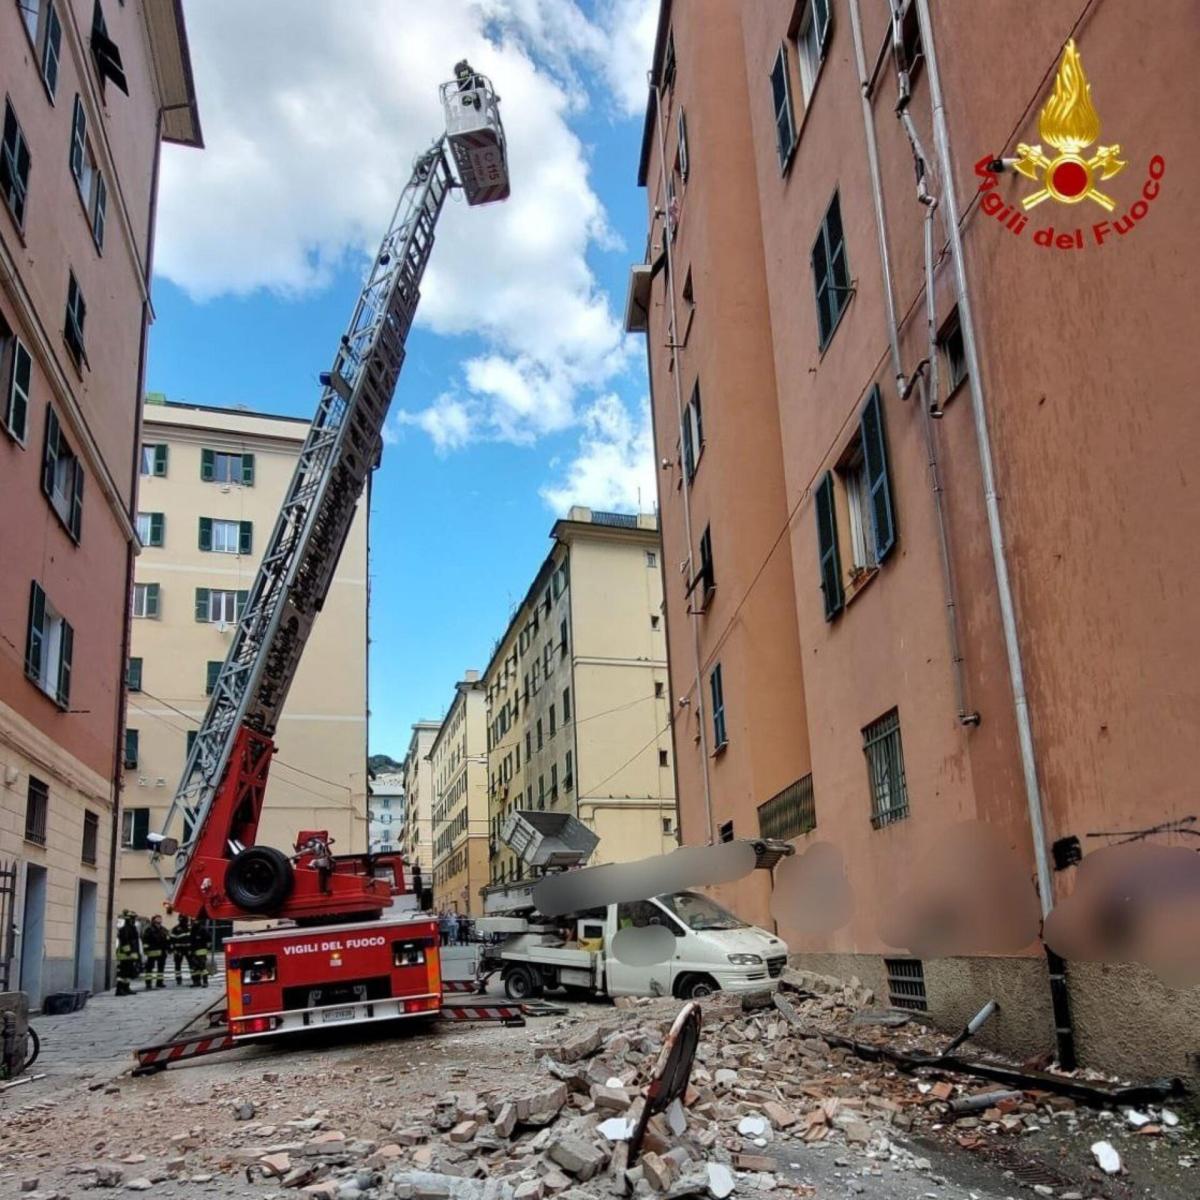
[651,81,714,843]
[848,0,975,726]
[912,0,1075,1067]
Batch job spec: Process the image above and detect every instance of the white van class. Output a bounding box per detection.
[479,890,788,1001]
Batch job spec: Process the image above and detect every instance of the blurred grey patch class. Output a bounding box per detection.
[532,841,756,917]
[1043,841,1200,984]
[769,841,853,936]
[611,923,676,967]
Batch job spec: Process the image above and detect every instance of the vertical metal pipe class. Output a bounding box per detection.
[912,0,1074,1067]
[650,82,714,843]
[848,0,975,725]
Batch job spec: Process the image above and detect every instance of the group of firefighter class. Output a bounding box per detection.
[114,911,211,995]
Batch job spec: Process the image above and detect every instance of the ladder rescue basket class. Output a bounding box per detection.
[441,72,510,206]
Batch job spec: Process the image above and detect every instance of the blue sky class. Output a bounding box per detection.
[146,0,658,756]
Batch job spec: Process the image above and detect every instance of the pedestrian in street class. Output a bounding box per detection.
[456,913,470,945]
[115,909,142,997]
[189,917,211,987]
[170,914,192,985]
[439,910,454,947]
[142,914,169,990]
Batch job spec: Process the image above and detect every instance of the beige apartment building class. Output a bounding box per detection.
[630,0,1200,1082]
[368,771,404,853]
[485,509,676,887]
[117,397,368,917]
[429,675,487,914]
[400,720,439,903]
[1,0,200,1005]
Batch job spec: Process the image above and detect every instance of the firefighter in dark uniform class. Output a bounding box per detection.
[115,910,142,997]
[189,917,211,987]
[170,914,193,985]
[142,914,169,989]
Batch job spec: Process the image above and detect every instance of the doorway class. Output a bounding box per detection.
[74,880,98,991]
[19,864,48,1006]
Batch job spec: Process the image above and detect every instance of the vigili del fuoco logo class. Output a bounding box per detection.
[974,39,1164,249]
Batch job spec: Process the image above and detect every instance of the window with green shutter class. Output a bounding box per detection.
[860,386,896,562]
[241,453,255,486]
[194,586,210,622]
[42,406,85,541]
[200,447,215,481]
[154,443,167,475]
[126,656,142,691]
[25,580,46,683]
[814,471,843,620]
[121,806,150,849]
[202,448,254,485]
[198,516,212,550]
[206,660,222,695]
[236,589,249,619]
[3,323,32,443]
[239,520,253,555]
[123,727,139,769]
[25,579,73,706]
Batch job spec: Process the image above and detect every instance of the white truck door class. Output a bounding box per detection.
[604,900,675,998]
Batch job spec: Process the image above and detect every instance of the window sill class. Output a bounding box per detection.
[711,740,729,759]
[844,564,879,607]
[942,375,968,409]
[23,835,47,850]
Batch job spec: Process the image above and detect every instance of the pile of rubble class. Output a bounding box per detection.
[8,970,1194,1200]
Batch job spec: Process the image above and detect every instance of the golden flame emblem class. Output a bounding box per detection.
[1013,40,1125,210]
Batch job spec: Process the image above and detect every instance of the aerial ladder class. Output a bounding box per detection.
[134,68,516,1071]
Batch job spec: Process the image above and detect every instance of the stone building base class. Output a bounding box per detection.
[791,951,1200,1091]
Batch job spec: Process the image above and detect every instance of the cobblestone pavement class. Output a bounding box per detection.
[22,957,224,1091]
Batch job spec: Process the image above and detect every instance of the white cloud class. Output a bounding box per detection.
[540,394,656,514]
[394,394,477,453]
[593,0,659,118]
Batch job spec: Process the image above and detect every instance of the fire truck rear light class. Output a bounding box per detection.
[404,997,439,1013]
[233,1016,276,1035]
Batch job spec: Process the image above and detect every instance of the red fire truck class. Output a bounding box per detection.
[133,68,512,1072]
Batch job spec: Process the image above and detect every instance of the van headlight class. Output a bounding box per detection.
[727,953,763,966]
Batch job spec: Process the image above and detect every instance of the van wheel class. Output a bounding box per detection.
[676,974,718,999]
[504,967,537,1000]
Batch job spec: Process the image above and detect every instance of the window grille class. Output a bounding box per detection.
[863,709,909,827]
[885,958,927,1010]
[757,773,816,840]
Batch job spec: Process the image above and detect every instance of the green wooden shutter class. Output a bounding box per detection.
[69,462,84,541]
[194,587,210,622]
[43,2,62,95]
[198,516,212,550]
[206,660,221,695]
[153,443,167,476]
[814,472,844,620]
[186,730,197,755]
[236,589,249,620]
[70,95,86,182]
[133,806,149,849]
[56,620,73,707]
[149,512,164,546]
[239,520,253,556]
[25,580,46,680]
[240,453,255,486]
[860,386,896,561]
[92,173,107,249]
[145,582,160,618]
[125,729,139,769]
[126,657,142,691]
[8,341,31,441]
[200,448,215,481]
[42,406,60,497]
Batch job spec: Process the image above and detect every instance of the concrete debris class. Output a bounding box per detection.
[546,1136,607,1180]
[1091,1139,1122,1174]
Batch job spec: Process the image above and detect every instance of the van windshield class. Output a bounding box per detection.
[657,891,746,931]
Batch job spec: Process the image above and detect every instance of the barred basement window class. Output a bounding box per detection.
[863,709,909,828]
[885,958,927,1011]
[757,773,816,841]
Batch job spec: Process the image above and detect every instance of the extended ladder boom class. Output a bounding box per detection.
[152,69,509,921]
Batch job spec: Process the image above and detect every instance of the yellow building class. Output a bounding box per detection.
[485,509,676,886]
[401,720,440,901]
[430,675,487,914]
[117,397,368,917]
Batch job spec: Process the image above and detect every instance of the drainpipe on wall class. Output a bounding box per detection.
[911,0,1075,1069]
[650,80,714,845]
[847,0,976,728]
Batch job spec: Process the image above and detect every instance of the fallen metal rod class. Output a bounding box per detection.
[0,1072,47,1091]
[949,1088,1024,1115]
[820,1030,1184,1107]
[941,998,998,1057]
